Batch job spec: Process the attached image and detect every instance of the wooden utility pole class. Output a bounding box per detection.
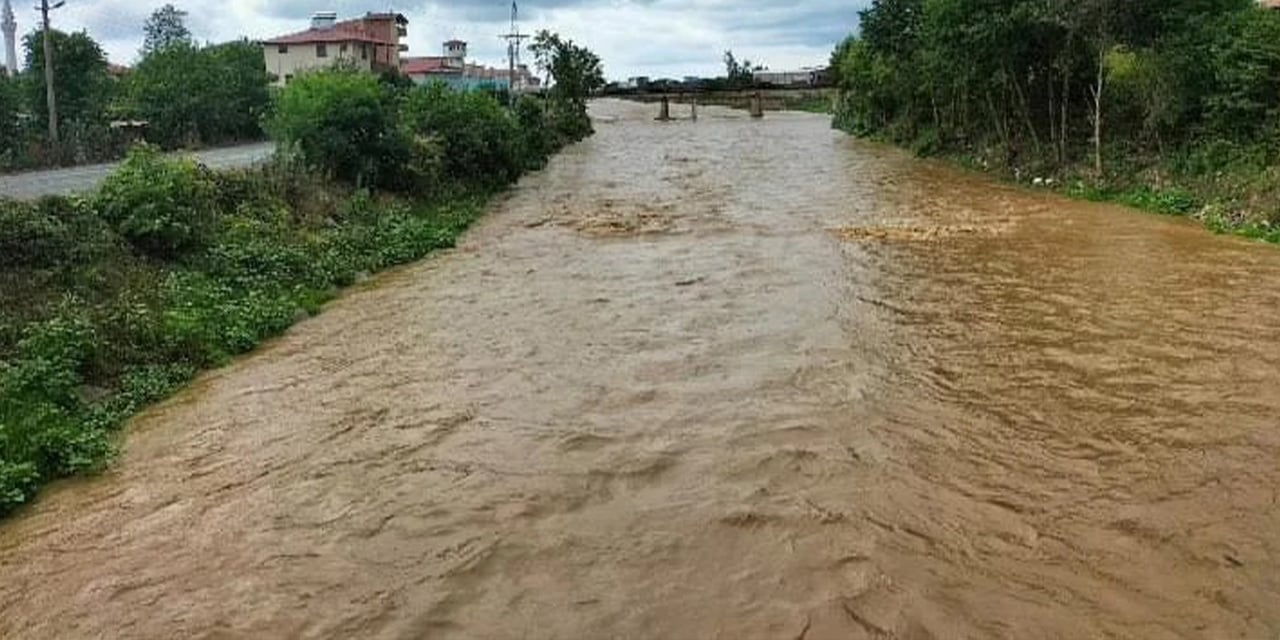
[39,0,64,143]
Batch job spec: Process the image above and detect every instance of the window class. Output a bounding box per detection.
[285,74,294,85]
[339,43,348,55]
[361,44,368,60]
[316,43,328,58]
[277,44,288,54]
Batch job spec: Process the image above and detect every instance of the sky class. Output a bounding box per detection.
[10,0,864,80]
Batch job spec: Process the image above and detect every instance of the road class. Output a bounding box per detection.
[0,101,1277,639]
[0,142,276,200]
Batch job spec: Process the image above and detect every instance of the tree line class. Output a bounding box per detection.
[831,0,1280,183]
[0,4,271,170]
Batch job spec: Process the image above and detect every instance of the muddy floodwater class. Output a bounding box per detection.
[2,99,1279,639]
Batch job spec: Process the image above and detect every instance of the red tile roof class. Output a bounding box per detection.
[264,18,395,45]
[401,57,461,75]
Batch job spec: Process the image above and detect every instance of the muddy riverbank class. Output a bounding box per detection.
[1,99,1277,639]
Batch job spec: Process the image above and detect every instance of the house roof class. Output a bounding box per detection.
[402,56,461,75]
[264,16,399,45]
[444,39,467,46]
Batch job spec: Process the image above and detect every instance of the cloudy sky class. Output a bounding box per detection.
[12,0,863,80]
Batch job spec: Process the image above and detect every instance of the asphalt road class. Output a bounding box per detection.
[0,142,277,200]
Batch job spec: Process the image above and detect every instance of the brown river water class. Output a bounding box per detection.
[2,99,1279,639]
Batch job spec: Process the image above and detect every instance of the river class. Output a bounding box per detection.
[1,99,1277,639]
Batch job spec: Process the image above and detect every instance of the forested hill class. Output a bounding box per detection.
[830,0,1280,232]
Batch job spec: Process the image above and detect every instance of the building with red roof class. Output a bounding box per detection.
[400,40,541,93]
[262,11,408,86]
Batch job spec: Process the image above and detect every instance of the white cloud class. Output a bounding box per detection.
[11,0,864,78]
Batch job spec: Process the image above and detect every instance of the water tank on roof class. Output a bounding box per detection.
[311,11,338,30]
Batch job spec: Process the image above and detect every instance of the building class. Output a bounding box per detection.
[753,67,828,88]
[1262,0,1280,9]
[2,0,16,77]
[618,76,650,91]
[262,11,408,86]
[401,40,540,92]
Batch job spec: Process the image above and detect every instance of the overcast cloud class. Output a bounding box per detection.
[12,0,865,79]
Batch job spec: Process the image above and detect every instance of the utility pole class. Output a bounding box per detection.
[39,0,64,143]
[499,1,528,106]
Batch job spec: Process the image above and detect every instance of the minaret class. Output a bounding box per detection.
[1,0,16,77]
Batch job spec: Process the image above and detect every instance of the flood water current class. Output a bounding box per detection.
[1,99,1278,639]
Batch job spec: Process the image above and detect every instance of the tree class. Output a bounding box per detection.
[123,38,270,148]
[529,30,604,141]
[723,50,756,87]
[269,70,409,188]
[0,75,23,167]
[1206,7,1280,140]
[142,4,192,55]
[529,30,604,109]
[829,0,1275,179]
[22,29,111,135]
[204,39,271,141]
[401,84,522,184]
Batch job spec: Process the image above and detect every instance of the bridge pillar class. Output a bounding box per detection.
[656,96,672,121]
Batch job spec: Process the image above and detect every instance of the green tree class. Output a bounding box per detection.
[0,75,22,167]
[22,29,111,135]
[124,43,210,146]
[125,39,270,147]
[269,70,409,188]
[1206,7,1280,140]
[529,30,604,140]
[142,4,193,55]
[723,50,755,87]
[401,83,522,185]
[204,39,271,141]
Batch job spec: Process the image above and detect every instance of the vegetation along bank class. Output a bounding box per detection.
[0,31,604,516]
[831,0,1280,240]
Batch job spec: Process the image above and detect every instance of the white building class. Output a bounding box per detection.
[261,11,408,87]
[753,67,827,87]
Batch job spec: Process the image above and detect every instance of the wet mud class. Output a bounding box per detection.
[1,100,1278,639]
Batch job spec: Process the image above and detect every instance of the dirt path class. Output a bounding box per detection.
[1,100,1277,639]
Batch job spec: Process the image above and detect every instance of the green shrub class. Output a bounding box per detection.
[514,95,559,169]
[96,145,219,259]
[401,84,523,185]
[0,197,113,269]
[0,305,108,515]
[269,70,410,190]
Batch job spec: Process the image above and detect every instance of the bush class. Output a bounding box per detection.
[270,70,410,190]
[0,304,109,514]
[514,95,560,169]
[401,84,523,185]
[96,145,219,259]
